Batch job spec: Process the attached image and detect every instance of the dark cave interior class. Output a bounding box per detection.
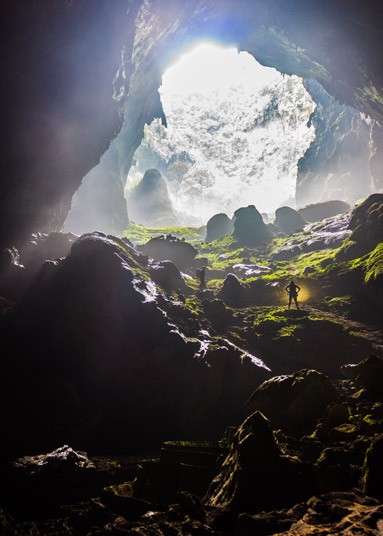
[1,2,383,535]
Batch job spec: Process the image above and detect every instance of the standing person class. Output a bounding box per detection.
[198,266,207,290]
[285,280,301,309]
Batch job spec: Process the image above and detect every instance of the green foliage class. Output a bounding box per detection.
[122,223,206,246]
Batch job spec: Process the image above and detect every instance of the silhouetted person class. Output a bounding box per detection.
[198,266,207,290]
[285,280,300,309]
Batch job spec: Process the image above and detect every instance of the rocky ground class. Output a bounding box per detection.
[0,196,382,534]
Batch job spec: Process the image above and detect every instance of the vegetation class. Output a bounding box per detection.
[122,222,206,246]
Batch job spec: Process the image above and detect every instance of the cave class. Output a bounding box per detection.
[2,0,383,247]
[1,2,383,535]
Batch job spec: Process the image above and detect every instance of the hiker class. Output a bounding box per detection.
[285,280,300,309]
[198,265,207,290]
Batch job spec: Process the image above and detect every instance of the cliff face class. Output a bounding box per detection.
[296,80,377,207]
[3,0,383,246]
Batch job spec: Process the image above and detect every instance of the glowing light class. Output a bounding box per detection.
[163,43,280,96]
[128,43,315,225]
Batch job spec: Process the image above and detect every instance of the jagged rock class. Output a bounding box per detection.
[139,234,198,271]
[275,206,306,234]
[233,491,383,535]
[245,369,339,434]
[150,260,192,295]
[233,205,273,246]
[363,437,383,498]
[217,273,248,306]
[205,213,233,243]
[298,200,350,222]
[204,411,315,513]
[3,446,100,514]
[127,168,178,227]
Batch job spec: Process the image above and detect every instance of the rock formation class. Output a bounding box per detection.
[275,206,306,234]
[245,369,339,434]
[139,234,198,272]
[298,200,350,223]
[127,168,178,227]
[204,411,315,513]
[205,213,233,243]
[233,205,273,246]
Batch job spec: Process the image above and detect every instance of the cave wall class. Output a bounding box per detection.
[2,0,383,247]
[296,80,377,207]
[0,0,136,247]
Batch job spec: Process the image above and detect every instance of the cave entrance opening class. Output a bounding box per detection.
[126,43,316,227]
[65,42,372,236]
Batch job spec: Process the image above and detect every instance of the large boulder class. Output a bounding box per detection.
[298,200,350,222]
[140,234,198,271]
[149,260,192,295]
[275,206,306,234]
[346,193,383,257]
[217,273,248,307]
[127,168,178,227]
[204,411,314,513]
[233,205,273,247]
[245,369,339,434]
[205,213,233,243]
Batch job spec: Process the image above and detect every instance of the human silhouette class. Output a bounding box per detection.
[285,280,300,309]
[198,266,207,290]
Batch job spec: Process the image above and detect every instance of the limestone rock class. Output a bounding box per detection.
[298,200,350,222]
[347,193,383,257]
[275,206,306,234]
[245,369,339,433]
[205,213,233,243]
[128,168,178,227]
[233,205,272,247]
[140,234,198,272]
[204,411,314,512]
[150,260,192,295]
[217,273,248,306]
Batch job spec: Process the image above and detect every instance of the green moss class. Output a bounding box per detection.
[364,243,383,283]
[122,223,205,246]
[278,324,299,337]
[184,296,203,315]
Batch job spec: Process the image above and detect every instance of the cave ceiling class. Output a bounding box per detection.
[2,0,383,247]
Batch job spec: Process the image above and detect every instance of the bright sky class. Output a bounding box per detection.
[163,43,281,96]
